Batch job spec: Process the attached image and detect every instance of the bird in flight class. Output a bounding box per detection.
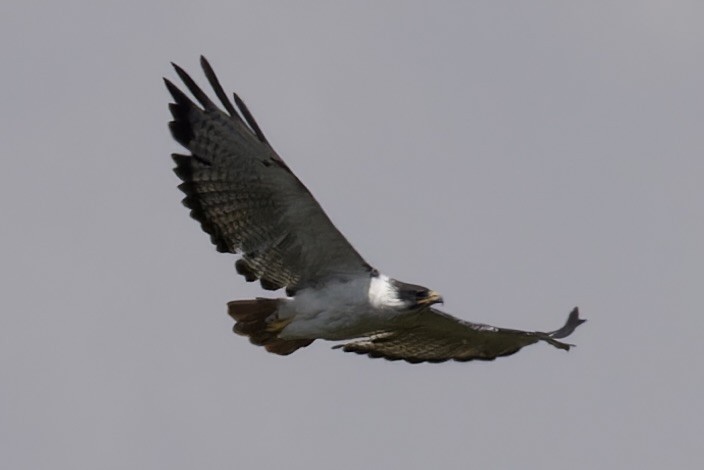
[164,56,585,363]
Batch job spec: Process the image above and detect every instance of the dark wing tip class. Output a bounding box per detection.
[164,78,199,147]
[199,55,240,118]
[549,307,586,340]
[171,61,215,109]
[164,77,193,106]
[170,57,268,145]
[232,92,269,144]
[534,307,586,351]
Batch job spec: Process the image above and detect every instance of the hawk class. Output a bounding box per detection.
[165,57,585,363]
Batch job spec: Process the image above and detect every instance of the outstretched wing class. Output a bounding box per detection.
[165,56,371,292]
[335,307,585,363]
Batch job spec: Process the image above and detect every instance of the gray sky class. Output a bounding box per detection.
[2,1,702,468]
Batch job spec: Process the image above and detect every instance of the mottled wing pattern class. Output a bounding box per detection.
[165,57,371,292]
[336,307,585,363]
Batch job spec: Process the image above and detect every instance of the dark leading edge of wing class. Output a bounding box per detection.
[335,307,586,363]
[165,56,371,293]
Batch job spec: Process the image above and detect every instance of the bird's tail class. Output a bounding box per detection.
[227,299,314,355]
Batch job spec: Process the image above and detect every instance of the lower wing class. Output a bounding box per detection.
[334,307,585,363]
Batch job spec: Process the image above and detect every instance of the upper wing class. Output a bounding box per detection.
[335,307,585,363]
[165,56,371,292]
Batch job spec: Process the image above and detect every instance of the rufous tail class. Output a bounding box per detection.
[227,299,314,355]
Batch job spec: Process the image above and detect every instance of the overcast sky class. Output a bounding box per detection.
[2,2,702,469]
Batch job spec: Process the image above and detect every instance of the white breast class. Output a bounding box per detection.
[278,273,403,341]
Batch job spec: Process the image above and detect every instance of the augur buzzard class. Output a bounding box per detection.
[164,57,585,363]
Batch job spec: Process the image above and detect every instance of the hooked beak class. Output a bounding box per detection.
[418,290,444,306]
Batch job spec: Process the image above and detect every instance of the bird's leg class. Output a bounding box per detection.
[265,316,294,334]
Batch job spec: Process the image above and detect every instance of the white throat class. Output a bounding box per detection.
[368,273,405,309]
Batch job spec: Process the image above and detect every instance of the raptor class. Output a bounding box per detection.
[165,56,585,363]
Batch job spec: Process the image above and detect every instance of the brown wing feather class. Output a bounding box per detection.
[335,307,585,363]
[165,57,371,292]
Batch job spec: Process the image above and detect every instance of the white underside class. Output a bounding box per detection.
[277,273,407,340]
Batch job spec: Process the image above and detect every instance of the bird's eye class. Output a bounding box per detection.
[415,291,427,299]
